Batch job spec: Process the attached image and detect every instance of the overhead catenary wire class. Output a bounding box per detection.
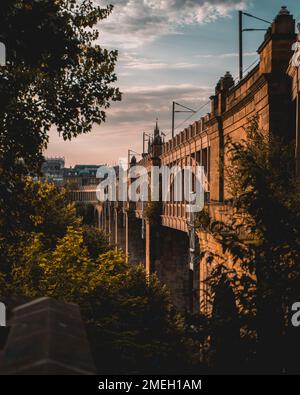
[161,9,300,142]
[233,58,260,83]
[242,12,271,25]
[163,57,260,139]
[172,100,211,134]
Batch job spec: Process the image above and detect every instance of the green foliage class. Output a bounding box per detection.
[6,226,197,374]
[223,117,300,307]
[76,203,97,226]
[0,178,79,240]
[0,2,201,374]
[83,225,111,259]
[0,178,80,279]
[0,0,121,244]
[197,118,300,372]
[0,0,120,174]
[196,208,211,229]
[0,180,200,374]
[25,179,80,245]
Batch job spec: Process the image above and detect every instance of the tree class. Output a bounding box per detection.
[0,0,121,237]
[0,3,201,374]
[23,179,80,245]
[197,118,300,373]
[76,202,98,226]
[0,178,112,292]
[83,225,111,259]
[0,179,81,279]
[7,226,200,374]
[0,176,202,374]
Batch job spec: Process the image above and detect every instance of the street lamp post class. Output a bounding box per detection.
[238,11,271,80]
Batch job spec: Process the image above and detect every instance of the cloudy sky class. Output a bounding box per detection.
[46,0,300,166]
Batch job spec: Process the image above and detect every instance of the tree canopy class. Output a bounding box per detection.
[0,180,200,374]
[0,1,121,238]
[0,0,120,172]
[3,224,199,374]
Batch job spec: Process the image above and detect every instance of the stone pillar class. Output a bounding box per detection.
[125,210,145,266]
[145,222,155,275]
[102,205,106,233]
[145,221,163,276]
[108,204,115,245]
[0,298,96,375]
[146,224,192,314]
[103,203,110,236]
[98,207,103,231]
[114,208,118,247]
[96,207,101,230]
[115,209,126,253]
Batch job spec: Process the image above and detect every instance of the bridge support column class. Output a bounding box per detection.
[145,221,158,275]
[113,208,118,247]
[101,210,105,231]
[97,208,101,230]
[101,206,106,233]
[102,203,110,236]
[108,205,115,245]
[146,224,194,314]
[125,210,145,266]
[115,209,126,253]
[98,206,106,233]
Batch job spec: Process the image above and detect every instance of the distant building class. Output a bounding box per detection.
[41,157,65,185]
[41,159,103,187]
[63,164,102,187]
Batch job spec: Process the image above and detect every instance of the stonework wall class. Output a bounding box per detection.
[159,8,297,313]
[153,226,191,313]
[126,214,146,266]
[96,8,300,315]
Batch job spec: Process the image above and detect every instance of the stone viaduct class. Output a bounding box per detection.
[70,7,300,315]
